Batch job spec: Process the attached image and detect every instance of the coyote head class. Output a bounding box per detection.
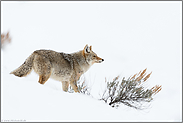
[82,44,104,65]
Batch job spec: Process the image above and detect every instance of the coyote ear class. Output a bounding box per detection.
[84,44,90,53]
[90,46,92,51]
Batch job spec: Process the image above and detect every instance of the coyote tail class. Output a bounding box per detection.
[10,53,35,77]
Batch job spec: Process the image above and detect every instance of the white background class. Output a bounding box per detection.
[1,1,182,122]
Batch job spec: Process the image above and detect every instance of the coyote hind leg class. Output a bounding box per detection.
[38,73,51,84]
[33,54,52,85]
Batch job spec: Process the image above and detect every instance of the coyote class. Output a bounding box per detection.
[10,45,104,92]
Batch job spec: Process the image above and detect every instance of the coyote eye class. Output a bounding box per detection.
[93,55,96,57]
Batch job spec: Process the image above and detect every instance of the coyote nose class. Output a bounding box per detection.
[102,59,104,61]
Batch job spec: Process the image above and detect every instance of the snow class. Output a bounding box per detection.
[1,1,182,122]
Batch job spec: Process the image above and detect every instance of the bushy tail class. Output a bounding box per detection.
[10,53,35,77]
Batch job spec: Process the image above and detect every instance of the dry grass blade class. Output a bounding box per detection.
[140,68,147,77]
[1,31,12,49]
[82,80,85,85]
[82,86,86,89]
[155,85,162,94]
[151,85,162,95]
[113,75,119,81]
[137,70,142,76]
[135,68,147,82]
[130,73,137,80]
[136,87,142,92]
[144,72,152,82]
[1,32,11,44]
[136,73,146,82]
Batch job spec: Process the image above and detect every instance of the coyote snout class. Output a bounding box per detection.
[97,58,104,63]
[10,44,104,93]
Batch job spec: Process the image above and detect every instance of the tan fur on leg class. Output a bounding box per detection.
[62,81,69,92]
[38,74,51,84]
[70,80,79,93]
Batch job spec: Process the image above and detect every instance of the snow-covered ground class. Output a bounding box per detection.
[1,1,182,122]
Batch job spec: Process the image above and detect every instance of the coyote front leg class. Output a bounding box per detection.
[70,81,79,93]
[62,81,69,92]
[70,74,80,93]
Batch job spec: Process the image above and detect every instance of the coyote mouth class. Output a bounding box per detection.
[98,59,104,63]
